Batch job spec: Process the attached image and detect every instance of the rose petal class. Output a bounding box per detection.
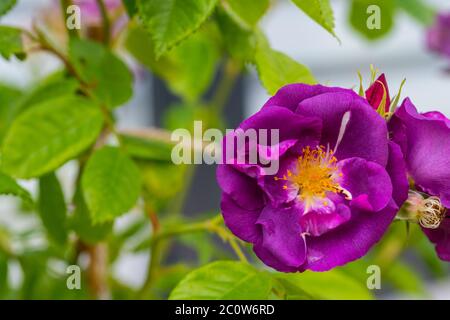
[386,142,409,207]
[262,84,349,112]
[296,91,389,166]
[256,204,306,268]
[337,157,392,212]
[238,105,322,143]
[253,242,298,273]
[423,218,450,261]
[300,203,351,237]
[216,165,265,210]
[392,99,450,208]
[302,200,398,271]
[221,193,262,243]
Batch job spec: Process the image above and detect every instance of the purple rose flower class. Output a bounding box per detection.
[390,99,450,261]
[427,12,450,59]
[217,84,408,272]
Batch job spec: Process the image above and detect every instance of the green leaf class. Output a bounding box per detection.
[2,96,103,178]
[69,38,133,108]
[71,187,113,244]
[221,0,269,29]
[0,0,16,17]
[126,25,219,101]
[38,172,68,245]
[82,146,141,223]
[122,0,137,17]
[169,261,273,300]
[0,83,22,142]
[137,0,218,57]
[0,171,32,204]
[291,0,337,38]
[395,0,436,26]
[349,0,396,40]
[0,26,25,60]
[0,73,79,145]
[12,72,80,119]
[121,134,174,162]
[216,8,257,62]
[276,270,373,300]
[255,40,316,95]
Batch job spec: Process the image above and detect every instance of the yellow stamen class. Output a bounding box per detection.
[275,146,350,209]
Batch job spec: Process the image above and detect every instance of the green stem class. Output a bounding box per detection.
[96,0,111,46]
[34,27,83,84]
[152,217,219,243]
[137,238,161,299]
[166,165,195,217]
[154,215,247,262]
[211,60,241,114]
[227,237,248,263]
[136,214,247,298]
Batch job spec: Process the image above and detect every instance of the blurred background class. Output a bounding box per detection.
[1,0,450,299]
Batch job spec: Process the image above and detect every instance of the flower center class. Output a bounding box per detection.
[404,191,447,229]
[275,146,349,209]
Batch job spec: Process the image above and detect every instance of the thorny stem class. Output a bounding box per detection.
[27,25,83,84]
[136,206,161,299]
[87,243,110,299]
[137,240,161,299]
[147,208,160,234]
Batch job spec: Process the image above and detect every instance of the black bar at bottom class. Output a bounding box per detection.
[0,300,443,318]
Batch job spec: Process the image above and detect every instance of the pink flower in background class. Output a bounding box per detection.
[427,12,450,59]
[40,0,127,42]
[73,0,127,39]
[73,0,124,28]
